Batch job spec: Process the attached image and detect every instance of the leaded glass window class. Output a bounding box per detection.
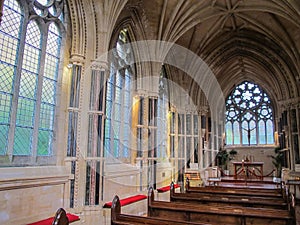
[0,0,64,164]
[104,28,133,159]
[157,66,168,158]
[225,81,274,146]
[171,110,199,170]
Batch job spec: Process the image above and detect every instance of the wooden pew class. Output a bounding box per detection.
[110,195,212,225]
[170,182,287,209]
[186,178,284,199]
[148,187,295,225]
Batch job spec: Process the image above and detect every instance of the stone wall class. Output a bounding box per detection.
[226,146,276,177]
[0,166,70,225]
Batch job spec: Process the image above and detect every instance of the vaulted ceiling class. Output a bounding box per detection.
[116,0,300,108]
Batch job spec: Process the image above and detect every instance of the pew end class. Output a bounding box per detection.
[147,187,155,203]
[186,177,190,191]
[147,187,155,217]
[111,195,122,225]
[52,208,69,225]
[26,208,79,225]
[170,182,177,200]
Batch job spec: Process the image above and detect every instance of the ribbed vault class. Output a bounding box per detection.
[66,0,300,115]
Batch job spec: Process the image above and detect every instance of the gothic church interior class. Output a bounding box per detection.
[0,0,300,224]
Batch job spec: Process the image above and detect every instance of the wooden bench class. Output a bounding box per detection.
[27,208,80,225]
[170,182,287,209]
[148,187,295,225]
[186,178,284,199]
[110,195,212,225]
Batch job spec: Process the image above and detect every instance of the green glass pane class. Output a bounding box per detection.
[44,54,58,79]
[13,127,32,155]
[46,23,61,57]
[19,71,37,98]
[0,93,11,123]
[104,138,110,157]
[0,63,14,93]
[114,139,119,157]
[0,125,9,155]
[16,98,35,126]
[38,129,52,155]
[42,78,55,104]
[39,103,54,129]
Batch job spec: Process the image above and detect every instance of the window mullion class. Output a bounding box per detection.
[31,27,48,161]
[264,120,268,144]
[120,73,125,157]
[6,17,28,162]
[256,120,259,145]
[231,121,234,145]
[110,73,116,157]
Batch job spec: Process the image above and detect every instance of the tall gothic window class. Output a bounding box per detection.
[225,81,274,146]
[0,0,64,165]
[156,66,168,159]
[104,28,133,159]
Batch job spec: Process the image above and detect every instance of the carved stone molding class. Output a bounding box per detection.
[0,166,70,191]
[279,97,300,110]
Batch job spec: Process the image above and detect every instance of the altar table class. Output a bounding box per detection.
[233,161,264,180]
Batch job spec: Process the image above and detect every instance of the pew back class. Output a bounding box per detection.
[111,195,212,225]
[170,182,287,209]
[185,179,283,198]
[148,187,294,225]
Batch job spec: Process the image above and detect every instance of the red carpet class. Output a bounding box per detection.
[157,184,180,192]
[27,213,80,225]
[103,194,147,208]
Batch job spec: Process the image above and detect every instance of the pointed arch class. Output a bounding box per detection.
[104,27,134,160]
[225,81,274,146]
[0,0,64,164]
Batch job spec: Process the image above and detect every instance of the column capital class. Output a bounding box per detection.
[198,106,209,115]
[91,60,108,71]
[70,53,85,66]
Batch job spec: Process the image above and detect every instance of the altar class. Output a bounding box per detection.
[232,161,264,180]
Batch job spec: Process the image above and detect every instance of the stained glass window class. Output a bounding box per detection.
[225,81,274,146]
[0,0,64,163]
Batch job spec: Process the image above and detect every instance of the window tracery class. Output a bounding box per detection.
[0,0,64,164]
[225,81,274,146]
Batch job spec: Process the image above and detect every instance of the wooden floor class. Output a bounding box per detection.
[296,206,300,225]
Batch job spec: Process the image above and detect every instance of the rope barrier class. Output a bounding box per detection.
[219,168,275,178]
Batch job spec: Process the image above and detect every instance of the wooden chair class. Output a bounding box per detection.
[52,208,69,225]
